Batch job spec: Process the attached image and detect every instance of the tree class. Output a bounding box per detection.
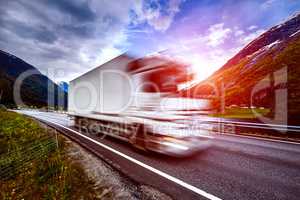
[0,89,3,103]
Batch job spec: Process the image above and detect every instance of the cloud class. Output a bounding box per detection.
[177,23,234,49]
[234,30,244,37]
[240,29,265,45]
[0,0,186,82]
[4,20,57,44]
[261,0,277,9]
[248,25,258,31]
[0,0,138,82]
[131,0,184,32]
[45,0,97,22]
[206,23,232,47]
[1,0,292,83]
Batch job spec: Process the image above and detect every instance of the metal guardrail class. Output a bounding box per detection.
[211,120,300,132]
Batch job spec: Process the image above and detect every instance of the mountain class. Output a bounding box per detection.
[0,50,67,109]
[186,13,300,124]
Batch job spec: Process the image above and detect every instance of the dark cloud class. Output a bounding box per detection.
[0,0,97,41]
[2,20,57,44]
[0,0,185,82]
[0,0,134,82]
[59,23,95,38]
[0,1,56,44]
[45,0,96,22]
[39,47,68,60]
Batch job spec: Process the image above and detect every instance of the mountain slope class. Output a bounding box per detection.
[188,13,300,124]
[0,50,67,108]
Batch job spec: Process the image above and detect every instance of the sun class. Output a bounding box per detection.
[178,54,215,82]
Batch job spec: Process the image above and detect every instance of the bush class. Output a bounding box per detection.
[0,104,7,111]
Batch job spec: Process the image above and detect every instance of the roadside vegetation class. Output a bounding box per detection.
[210,106,270,119]
[0,109,99,199]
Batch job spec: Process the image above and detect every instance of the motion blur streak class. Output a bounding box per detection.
[35,116,222,200]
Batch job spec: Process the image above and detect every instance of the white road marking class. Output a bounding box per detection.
[42,118,222,200]
[17,110,299,199]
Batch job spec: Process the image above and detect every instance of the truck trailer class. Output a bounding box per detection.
[68,53,213,157]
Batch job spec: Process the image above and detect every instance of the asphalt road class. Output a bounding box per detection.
[15,110,300,200]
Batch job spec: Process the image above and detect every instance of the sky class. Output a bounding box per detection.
[0,0,300,82]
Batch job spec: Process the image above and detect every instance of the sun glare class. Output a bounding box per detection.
[177,54,216,82]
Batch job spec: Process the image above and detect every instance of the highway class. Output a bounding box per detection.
[15,110,300,200]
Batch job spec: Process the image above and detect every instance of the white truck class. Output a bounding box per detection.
[68,53,213,156]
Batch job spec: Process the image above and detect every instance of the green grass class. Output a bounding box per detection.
[210,107,270,119]
[0,110,99,199]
